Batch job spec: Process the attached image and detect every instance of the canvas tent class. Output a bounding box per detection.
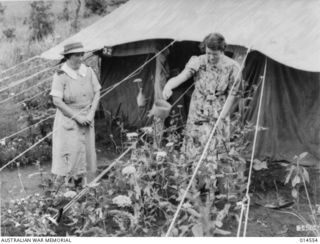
[41,0,320,164]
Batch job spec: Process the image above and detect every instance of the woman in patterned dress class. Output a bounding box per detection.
[163,33,241,193]
[50,42,101,188]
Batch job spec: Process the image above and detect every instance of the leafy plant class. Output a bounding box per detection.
[28,1,55,41]
[84,0,108,16]
[71,0,81,33]
[59,1,71,21]
[0,102,54,168]
[2,27,16,40]
[1,111,252,236]
[284,152,310,201]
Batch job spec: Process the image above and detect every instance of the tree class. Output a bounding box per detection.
[28,1,55,41]
[59,0,71,21]
[84,0,108,16]
[84,0,129,17]
[0,2,6,16]
[71,0,81,33]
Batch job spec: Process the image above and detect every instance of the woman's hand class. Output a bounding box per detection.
[162,69,193,100]
[86,111,94,123]
[75,115,91,126]
[162,85,173,100]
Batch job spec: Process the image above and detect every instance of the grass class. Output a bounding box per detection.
[0,1,103,71]
[0,1,106,135]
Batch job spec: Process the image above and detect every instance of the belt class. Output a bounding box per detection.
[67,103,91,111]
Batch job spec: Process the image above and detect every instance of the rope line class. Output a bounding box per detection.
[0,65,58,94]
[236,201,246,236]
[171,83,195,108]
[0,41,176,172]
[0,53,94,105]
[99,40,175,98]
[0,131,53,172]
[0,77,51,104]
[0,56,39,76]
[0,114,55,143]
[17,88,50,106]
[237,57,267,237]
[165,46,252,237]
[0,61,51,85]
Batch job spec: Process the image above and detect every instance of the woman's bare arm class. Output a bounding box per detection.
[162,69,193,100]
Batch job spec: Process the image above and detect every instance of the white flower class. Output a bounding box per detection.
[140,126,153,134]
[182,202,192,209]
[112,195,132,207]
[157,151,167,158]
[122,165,136,175]
[63,191,77,198]
[156,151,167,162]
[166,142,174,147]
[0,139,6,146]
[126,132,138,140]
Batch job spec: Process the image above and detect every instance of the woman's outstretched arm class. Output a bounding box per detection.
[162,69,193,100]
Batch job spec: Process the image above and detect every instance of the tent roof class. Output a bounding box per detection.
[41,0,320,72]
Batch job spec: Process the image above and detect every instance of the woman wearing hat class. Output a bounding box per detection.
[50,42,101,188]
[163,33,241,194]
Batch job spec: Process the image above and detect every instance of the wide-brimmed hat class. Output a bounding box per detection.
[60,42,85,55]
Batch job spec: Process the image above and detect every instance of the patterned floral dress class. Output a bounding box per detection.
[181,54,240,165]
[50,63,101,179]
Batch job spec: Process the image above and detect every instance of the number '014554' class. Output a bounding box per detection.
[300,238,318,243]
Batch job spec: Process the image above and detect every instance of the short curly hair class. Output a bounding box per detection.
[199,33,227,52]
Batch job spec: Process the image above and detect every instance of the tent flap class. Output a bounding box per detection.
[244,51,320,162]
[100,54,156,128]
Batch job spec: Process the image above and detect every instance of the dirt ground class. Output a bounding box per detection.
[0,144,117,200]
[1,146,319,237]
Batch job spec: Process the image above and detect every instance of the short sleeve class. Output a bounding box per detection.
[185,56,201,74]
[228,63,241,96]
[49,73,64,98]
[89,67,101,92]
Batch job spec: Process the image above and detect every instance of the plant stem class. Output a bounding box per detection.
[302,174,318,226]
